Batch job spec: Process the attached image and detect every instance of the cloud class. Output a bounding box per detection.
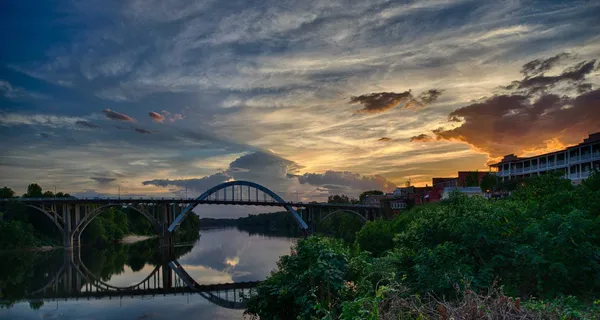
[159,110,184,122]
[144,151,396,198]
[520,52,571,77]
[515,59,597,93]
[143,172,230,192]
[296,171,396,193]
[410,134,435,142]
[149,111,165,123]
[0,113,86,128]
[90,176,116,184]
[429,55,600,159]
[75,120,100,128]
[417,89,443,104]
[103,109,135,122]
[378,137,392,142]
[350,91,413,114]
[0,80,48,100]
[134,127,152,134]
[350,89,443,114]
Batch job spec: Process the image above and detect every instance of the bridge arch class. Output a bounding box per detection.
[168,180,308,232]
[73,204,161,237]
[320,209,368,224]
[74,261,162,292]
[24,205,64,234]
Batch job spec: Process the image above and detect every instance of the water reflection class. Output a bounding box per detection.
[0,227,296,320]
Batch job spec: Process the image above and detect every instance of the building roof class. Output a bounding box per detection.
[489,132,600,167]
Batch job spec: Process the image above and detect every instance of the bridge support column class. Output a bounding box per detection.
[63,204,73,249]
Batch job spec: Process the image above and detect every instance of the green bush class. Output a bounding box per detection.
[355,220,395,257]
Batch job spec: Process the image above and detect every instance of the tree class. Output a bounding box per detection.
[359,190,383,203]
[0,186,15,198]
[55,192,72,198]
[328,194,357,204]
[23,183,43,198]
[480,173,498,193]
[42,191,54,198]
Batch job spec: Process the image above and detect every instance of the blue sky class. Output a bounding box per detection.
[1,0,600,203]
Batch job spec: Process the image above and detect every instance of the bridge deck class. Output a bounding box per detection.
[0,198,378,209]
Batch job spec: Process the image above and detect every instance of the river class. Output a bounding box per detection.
[0,227,297,320]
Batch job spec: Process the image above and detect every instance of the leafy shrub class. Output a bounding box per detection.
[355,220,395,257]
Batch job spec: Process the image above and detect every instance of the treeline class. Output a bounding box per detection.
[199,211,301,234]
[245,171,600,319]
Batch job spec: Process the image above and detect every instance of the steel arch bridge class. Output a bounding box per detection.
[168,180,308,232]
[0,180,381,248]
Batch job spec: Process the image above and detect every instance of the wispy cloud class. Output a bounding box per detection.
[103,109,136,122]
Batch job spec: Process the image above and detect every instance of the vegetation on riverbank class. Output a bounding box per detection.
[245,172,600,319]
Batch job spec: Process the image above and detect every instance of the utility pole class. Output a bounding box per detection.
[118,185,120,199]
[54,185,57,199]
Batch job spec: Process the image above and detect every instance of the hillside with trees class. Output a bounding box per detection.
[245,172,600,319]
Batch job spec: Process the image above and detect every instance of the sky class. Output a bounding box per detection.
[1,0,600,205]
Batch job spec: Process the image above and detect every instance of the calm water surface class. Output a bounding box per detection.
[0,228,296,320]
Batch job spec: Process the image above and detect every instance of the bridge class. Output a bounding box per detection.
[0,180,381,248]
[5,248,260,310]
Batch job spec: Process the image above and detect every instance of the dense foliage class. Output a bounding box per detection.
[246,172,600,319]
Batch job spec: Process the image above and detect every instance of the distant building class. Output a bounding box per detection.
[489,132,600,184]
[392,186,415,197]
[363,194,392,207]
[432,177,458,188]
[457,171,488,187]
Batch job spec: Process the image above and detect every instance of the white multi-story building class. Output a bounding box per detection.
[489,133,600,183]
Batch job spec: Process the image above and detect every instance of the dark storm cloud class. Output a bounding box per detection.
[378,137,392,142]
[229,151,301,173]
[103,109,135,122]
[350,89,443,114]
[149,111,165,123]
[296,171,396,192]
[417,89,443,104]
[350,91,413,113]
[75,120,100,128]
[516,59,597,93]
[142,172,230,192]
[144,152,396,196]
[410,134,435,142]
[520,52,571,77]
[427,55,600,158]
[90,176,116,184]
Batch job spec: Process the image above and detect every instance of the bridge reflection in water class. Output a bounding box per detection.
[18,247,260,310]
